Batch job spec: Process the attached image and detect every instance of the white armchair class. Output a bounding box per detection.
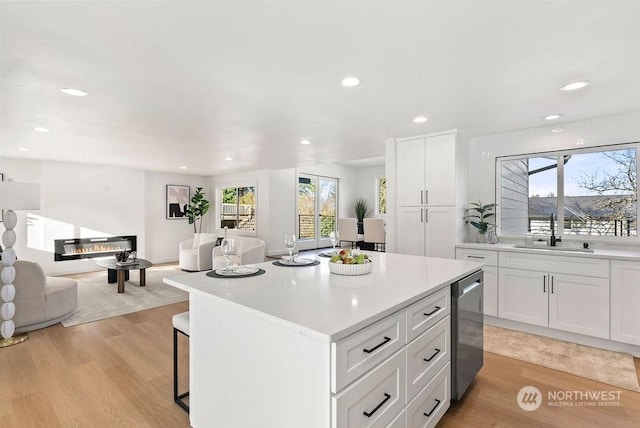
[338,218,364,249]
[13,260,78,333]
[364,218,386,251]
[179,233,219,271]
[212,236,265,270]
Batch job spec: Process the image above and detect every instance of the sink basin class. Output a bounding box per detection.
[513,244,594,253]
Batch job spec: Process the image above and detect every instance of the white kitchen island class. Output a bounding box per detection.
[164,252,482,428]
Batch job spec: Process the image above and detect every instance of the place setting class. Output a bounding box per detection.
[318,230,340,258]
[206,238,266,278]
[272,234,320,267]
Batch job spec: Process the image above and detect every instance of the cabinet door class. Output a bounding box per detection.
[548,273,609,339]
[424,134,456,206]
[498,268,548,327]
[424,206,455,259]
[398,206,426,256]
[482,265,498,317]
[397,138,426,206]
[611,261,640,346]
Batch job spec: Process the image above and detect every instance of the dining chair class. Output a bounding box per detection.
[364,218,386,252]
[337,218,364,249]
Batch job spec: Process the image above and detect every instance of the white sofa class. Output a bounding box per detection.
[179,233,219,271]
[212,236,265,270]
[13,260,78,333]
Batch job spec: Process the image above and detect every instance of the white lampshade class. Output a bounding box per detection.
[0,182,41,210]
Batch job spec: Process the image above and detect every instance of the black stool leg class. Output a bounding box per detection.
[173,327,190,413]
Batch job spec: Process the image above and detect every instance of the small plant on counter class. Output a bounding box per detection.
[464,201,497,234]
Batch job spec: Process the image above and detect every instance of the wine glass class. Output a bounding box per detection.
[221,238,235,272]
[284,234,297,262]
[329,230,339,253]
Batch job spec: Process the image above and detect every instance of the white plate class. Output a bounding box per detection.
[215,266,260,276]
[279,257,315,266]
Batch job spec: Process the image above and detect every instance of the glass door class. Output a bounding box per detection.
[297,174,338,250]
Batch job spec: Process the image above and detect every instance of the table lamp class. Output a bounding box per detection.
[0,181,41,347]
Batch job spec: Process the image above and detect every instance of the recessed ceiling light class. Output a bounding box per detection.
[224,156,234,161]
[179,166,187,170]
[543,114,563,121]
[551,128,563,133]
[60,88,88,97]
[34,127,50,133]
[341,77,360,87]
[18,147,31,152]
[560,80,590,91]
[300,139,312,145]
[413,116,428,124]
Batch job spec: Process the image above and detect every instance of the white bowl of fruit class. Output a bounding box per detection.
[328,249,372,276]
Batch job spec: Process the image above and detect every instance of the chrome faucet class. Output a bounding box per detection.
[550,213,561,246]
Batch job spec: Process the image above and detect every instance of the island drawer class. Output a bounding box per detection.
[455,248,498,266]
[332,349,406,428]
[406,363,450,428]
[332,310,406,393]
[406,316,450,401]
[387,410,406,428]
[406,287,450,343]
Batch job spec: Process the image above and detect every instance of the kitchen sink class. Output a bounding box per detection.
[513,244,594,253]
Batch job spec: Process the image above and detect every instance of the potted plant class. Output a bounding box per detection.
[464,201,497,243]
[186,187,211,233]
[354,197,371,223]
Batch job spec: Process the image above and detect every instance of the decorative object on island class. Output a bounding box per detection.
[464,200,497,243]
[166,185,190,220]
[185,187,210,233]
[353,197,372,223]
[0,180,41,347]
[328,249,372,275]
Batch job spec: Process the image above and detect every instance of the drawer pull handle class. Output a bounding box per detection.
[424,306,441,317]
[423,348,441,362]
[363,393,391,418]
[467,255,485,259]
[363,336,391,354]
[424,399,442,418]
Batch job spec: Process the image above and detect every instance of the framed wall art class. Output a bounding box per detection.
[166,185,190,220]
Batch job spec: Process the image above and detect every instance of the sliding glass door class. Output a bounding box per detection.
[297,174,338,250]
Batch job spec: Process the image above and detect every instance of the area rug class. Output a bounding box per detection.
[61,266,188,327]
[484,325,640,392]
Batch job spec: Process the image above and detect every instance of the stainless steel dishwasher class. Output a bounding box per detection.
[451,270,484,400]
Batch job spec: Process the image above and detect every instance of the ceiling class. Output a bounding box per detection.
[1,0,639,176]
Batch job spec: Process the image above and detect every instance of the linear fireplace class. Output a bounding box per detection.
[54,236,137,261]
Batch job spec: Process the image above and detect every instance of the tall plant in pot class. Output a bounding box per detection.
[354,197,371,223]
[186,187,211,233]
[464,201,497,243]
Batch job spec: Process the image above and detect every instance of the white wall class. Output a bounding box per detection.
[355,165,386,219]
[0,158,208,274]
[144,171,207,264]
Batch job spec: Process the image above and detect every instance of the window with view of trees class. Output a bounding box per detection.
[377,177,386,215]
[219,185,256,231]
[497,144,638,239]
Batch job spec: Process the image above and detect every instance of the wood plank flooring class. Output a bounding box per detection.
[2,281,639,427]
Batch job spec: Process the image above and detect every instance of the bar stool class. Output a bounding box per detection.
[173,311,190,413]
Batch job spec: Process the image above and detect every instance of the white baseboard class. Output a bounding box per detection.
[485,315,640,357]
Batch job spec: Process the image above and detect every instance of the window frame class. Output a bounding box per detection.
[216,180,258,236]
[495,142,639,243]
[376,176,386,216]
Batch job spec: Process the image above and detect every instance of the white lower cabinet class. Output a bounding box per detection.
[332,287,453,427]
[611,261,640,346]
[406,363,450,428]
[498,263,610,338]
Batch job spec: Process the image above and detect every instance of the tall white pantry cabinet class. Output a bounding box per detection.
[394,130,468,259]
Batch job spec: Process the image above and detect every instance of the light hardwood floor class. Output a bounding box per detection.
[2,290,639,426]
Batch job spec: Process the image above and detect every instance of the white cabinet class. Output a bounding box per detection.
[611,261,640,346]
[498,253,610,339]
[398,206,455,259]
[394,130,467,259]
[455,248,498,316]
[397,134,456,207]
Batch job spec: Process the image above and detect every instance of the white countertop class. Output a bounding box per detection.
[164,252,482,342]
[457,242,640,262]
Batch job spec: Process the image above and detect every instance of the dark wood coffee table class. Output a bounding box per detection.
[95,259,153,293]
